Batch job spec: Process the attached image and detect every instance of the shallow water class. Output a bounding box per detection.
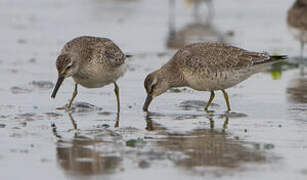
[1,0,307,179]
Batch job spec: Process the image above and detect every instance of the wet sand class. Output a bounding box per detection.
[1,0,307,179]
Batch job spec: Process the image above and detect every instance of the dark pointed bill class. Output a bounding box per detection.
[51,76,64,98]
[143,95,153,111]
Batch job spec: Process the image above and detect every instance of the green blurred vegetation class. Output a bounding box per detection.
[269,60,298,80]
[126,138,144,147]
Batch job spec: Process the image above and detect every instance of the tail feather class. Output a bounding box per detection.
[126,54,133,58]
[253,55,288,65]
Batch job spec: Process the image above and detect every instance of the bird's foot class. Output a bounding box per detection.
[55,104,72,111]
[64,104,73,111]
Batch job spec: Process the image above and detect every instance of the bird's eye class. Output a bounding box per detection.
[66,65,72,70]
[149,84,156,94]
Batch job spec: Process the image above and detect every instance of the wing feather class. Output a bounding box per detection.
[173,43,270,74]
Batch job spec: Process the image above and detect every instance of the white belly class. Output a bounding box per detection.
[288,26,307,43]
[73,64,127,88]
[184,69,254,91]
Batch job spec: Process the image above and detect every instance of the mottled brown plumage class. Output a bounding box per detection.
[51,36,128,112]
[143,42,287,111]
[61,36,126,67]
[172,43,270,73]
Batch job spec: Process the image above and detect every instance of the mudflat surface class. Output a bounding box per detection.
[1,0,307,179]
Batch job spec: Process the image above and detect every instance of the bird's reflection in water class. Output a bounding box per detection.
[287,77,307,103]
[207,115,229,134]
[145,111,228,133]
[167,0,232,49]
[144,112,267,171]
[287,75,307,126]
[66,109,120,129]
[52,112,122,176]
[68,112,78,130]
[145,112,168,131]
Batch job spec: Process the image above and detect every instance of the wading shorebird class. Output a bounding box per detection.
[287,0,307,75]
[143,42,287,112]
[51,36,130,112]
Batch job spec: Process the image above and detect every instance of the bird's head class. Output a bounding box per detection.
[51,54,79,98]
[143,71,170,111]
[56,54,79,78]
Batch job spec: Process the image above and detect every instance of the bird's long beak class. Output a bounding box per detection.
[143,95,153,111]
[51,76,65,98]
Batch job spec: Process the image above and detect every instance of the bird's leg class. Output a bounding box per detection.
[204,91,215,111]
[299,40,305,76]
[206,0,214,24]
[193,0,200,23]
[221,89,231,112]
[114,112,120,128]
[66,83,78,110]
[114,82,120,113]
